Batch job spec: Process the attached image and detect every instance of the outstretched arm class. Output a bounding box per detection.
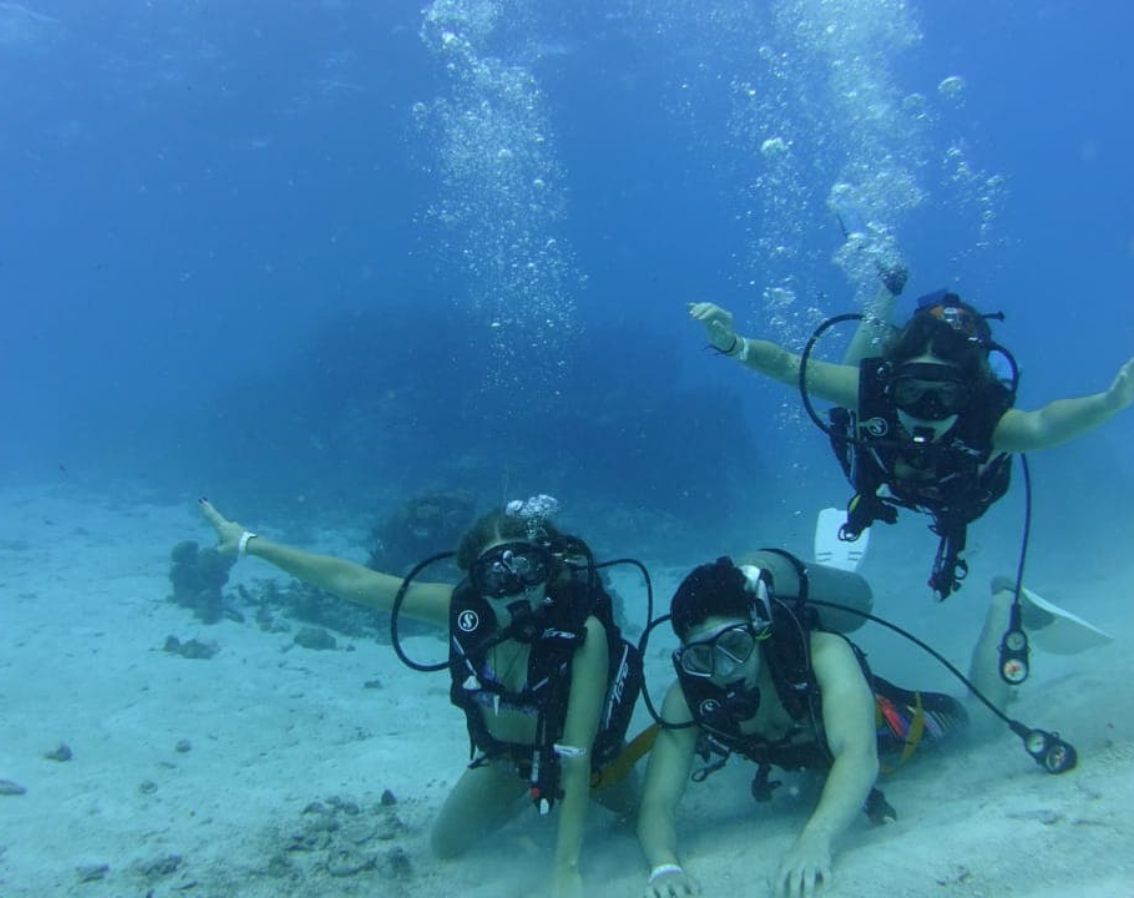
[637,683,701,897]
[687,301,860,408]
[198,498,451,627]
[993,356,1134,453]
[773,633,878,898]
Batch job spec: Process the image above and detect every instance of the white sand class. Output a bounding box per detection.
[2,483,1132,897]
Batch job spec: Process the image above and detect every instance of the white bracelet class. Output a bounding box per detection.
[237,530,258,559]
[736,336,750,362]
[648,864,684,884]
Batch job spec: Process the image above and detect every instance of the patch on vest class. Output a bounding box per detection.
[862,416,888,437]
[457,609,481,633]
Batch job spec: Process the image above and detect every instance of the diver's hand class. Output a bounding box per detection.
[688,301,738,353]
[771,833,832,898]
[644,866,701,898]
[1106,356,1134,412]
[197,498,246,556]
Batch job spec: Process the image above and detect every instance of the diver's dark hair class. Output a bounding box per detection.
[670,556,753,640]
[887,297,993,381]
[455,509,566,571]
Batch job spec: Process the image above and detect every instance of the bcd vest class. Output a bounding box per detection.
[448,569,642,813]
[829,358,1014,598]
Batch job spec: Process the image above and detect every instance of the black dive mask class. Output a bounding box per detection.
[674,621,770,680]
[674,650,764,726]
[470,542,552,598]
[889,363,970,421]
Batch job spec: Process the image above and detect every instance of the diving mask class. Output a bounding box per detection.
[675,621,771,680]
[470,542,552,599]
[890,363,970,421]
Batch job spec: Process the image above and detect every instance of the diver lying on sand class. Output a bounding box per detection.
[636,553,1079,898]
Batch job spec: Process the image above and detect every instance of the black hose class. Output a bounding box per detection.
[390,551,454,672]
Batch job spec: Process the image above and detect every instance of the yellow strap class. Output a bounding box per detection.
[591,724,660,790]
[880,691,926,775]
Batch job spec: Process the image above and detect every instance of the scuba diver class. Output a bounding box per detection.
[636,554,1075,898]
[688,290,1134,598]
[199,495,644,898]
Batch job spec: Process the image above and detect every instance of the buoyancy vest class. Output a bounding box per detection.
[447,567,642,813]
[829,358,1015,597]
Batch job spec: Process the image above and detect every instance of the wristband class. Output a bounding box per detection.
[711,334,739,357]
[736,336,750,362]
[237,530,258,559]
[648,864,684,884]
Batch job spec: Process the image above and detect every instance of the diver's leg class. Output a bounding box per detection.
[843,284,898,366]
[430,762,528,858]
[965,580,1016,734]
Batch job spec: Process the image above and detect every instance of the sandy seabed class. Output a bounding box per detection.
[2,482,1132,898]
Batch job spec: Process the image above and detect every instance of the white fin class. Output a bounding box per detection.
[814,507,870,572]
[1019,587,1111,655]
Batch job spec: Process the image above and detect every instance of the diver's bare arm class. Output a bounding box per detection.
[550,618,610,890]
[637,684,699,871]
[248,538,450,625]
[198,499,450,626]
[993,356,1134,452]
[796,634,879,848]
[687,300,858,405]
[738,339,860,406]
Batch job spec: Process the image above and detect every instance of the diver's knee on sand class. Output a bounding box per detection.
[430,763,526,858]
[430,816,475,859]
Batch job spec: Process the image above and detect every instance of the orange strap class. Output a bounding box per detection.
[591,724,660,790]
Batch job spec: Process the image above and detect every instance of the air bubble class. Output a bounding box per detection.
[760,137,789,158]
[937,75,967,101]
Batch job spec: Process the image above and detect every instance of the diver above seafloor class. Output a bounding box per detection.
[634,553,1081,898]
[689,277,1133,596]
[199,494,651,898]
[691,273,1132,692]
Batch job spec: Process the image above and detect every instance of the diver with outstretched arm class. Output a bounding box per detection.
[688,293,1134,598]
[688,297,1134,452]
[199,495,643,898]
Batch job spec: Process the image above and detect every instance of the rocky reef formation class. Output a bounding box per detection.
[168,540,236,624]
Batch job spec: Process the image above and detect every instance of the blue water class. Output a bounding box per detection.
[2,0,1132,561]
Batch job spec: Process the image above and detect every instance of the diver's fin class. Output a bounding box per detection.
[814,507,870,572]
[990,576,1113,655]
[829,186,868,240]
